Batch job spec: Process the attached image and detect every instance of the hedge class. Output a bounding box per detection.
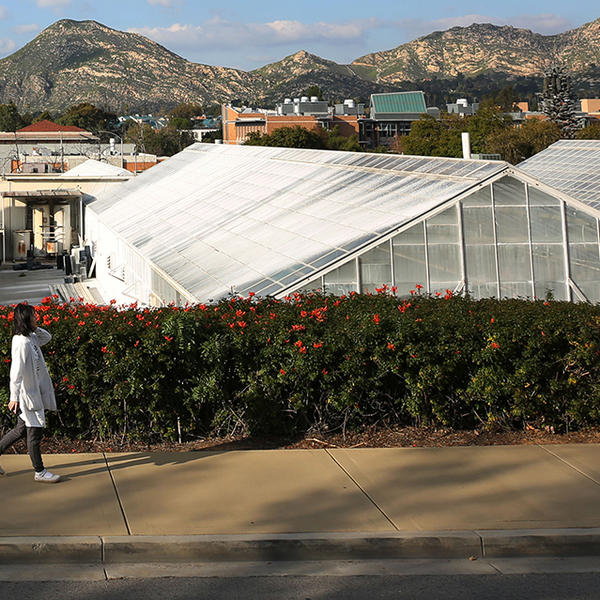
[0,290,599,441]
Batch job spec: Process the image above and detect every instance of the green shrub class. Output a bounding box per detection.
[0,291,599,440]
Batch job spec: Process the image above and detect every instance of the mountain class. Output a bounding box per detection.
[251,50,392,104]
[0,18,599,113]
[0,19,255,112]
[352,19,600,84]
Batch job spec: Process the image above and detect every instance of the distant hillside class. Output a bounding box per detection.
[0,18,599,113]
[251,50,393,104]
[352,19,600,84]
[0,19,255,112]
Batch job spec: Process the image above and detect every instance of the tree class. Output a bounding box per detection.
[0,103,24,131]
[245,126,325,149]
[485,119,560,164]
[302,85,324,101]
[169,116,193,130]
[540,65,580,138]
[575,123,600,139]
[398,114,462,157]
[33,110,53,123]
[57,103,117,133]
[467,99,511,153]
[494,85,516,112]
[125,122,193,156]
[324,126,361,151]
[170,103,203,120]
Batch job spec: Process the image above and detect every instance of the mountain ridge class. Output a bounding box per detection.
[0,18,598,112]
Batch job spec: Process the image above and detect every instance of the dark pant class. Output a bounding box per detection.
[0,417,44,472]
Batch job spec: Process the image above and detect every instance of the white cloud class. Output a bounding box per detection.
[396,13,572,38]
[129,16,379,51]
[0,6,8,20]
[36,0,71,8]
[147,0,174,5]
[14,23,41,34]
[0,37,16,54]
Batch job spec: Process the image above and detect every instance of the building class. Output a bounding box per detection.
[0,119,159,175]
[0,120,98,146]
[222,98,363,145]
[362,91,439,148]
[447,98,480,116]
[118,114,169,130]
[580,99,600,116]
[0,159,133,263]
[85,141,600,306]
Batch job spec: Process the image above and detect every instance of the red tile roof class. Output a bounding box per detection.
[17,120,88,133]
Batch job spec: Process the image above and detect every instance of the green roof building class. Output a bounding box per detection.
[361,91,438,148]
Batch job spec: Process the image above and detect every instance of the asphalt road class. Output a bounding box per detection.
[2,573,600,600]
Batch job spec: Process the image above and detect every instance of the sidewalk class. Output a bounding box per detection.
[1,445,600,563]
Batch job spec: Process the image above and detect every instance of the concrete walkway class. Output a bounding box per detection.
[1,445,600,563]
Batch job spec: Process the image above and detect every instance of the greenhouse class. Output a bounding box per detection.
[86,141,600,305]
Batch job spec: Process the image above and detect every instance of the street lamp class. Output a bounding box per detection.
[97,130,124,169]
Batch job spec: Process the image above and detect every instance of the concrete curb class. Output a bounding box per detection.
[1,529,600,564]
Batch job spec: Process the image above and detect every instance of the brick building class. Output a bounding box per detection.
[222,97,364,145]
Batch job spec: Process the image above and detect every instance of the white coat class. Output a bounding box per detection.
[9,328,56,427]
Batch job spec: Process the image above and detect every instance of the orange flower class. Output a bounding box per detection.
[101,346,108,353]
[294,340,303,348]
[373,314,381,324]
[490,342,500,349]
[313,342,323,348]
[280,369,286,375]
[387,342,395,350]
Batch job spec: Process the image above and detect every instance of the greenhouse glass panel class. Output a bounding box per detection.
[462,186,492,207]
[426,205,459,244]
[462,206,495,244]
[528,186,561,206]
[393,244,427,296]
[498,245,532,294]
[530,207,564,243]
[567,208,598,243]
[360,242,392,292]
[428,244,461,291]
[569,243,600,303]
[495,206,529,243]
[323,260,357,295]
[296,279,323,293]
[392,222,427,295]
[500,282,533,298]
[465,245,497,299]
[493,177,527,206]
[532,244,567,300]
[393,221,425,245]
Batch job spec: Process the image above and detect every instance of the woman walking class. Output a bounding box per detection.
[0,303,60,483]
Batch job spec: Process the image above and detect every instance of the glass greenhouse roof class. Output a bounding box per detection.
[89,144,507,301]
[518,140,600,210]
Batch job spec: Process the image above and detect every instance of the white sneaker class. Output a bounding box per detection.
[0,464,5,476]
[34,469,60,483]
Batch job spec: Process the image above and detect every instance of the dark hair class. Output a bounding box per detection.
[13,303,36,336]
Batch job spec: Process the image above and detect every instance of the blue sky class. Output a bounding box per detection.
[1,1,598,70]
